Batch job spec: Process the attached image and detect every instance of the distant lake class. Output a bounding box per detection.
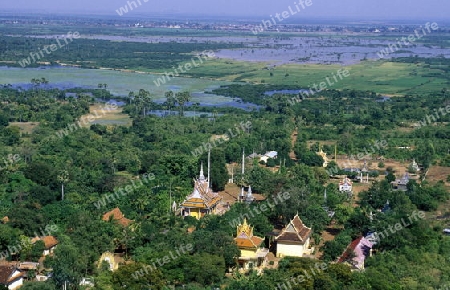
[0,66,258,109]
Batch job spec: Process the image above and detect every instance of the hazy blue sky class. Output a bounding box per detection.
[2,0,448,20]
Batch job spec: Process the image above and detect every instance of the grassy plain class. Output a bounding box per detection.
[188,58,449,95]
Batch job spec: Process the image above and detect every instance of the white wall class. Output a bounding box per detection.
[8,277,23,290]
[277,243,305,258]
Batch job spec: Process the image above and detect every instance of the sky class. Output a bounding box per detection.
[2,0,448,21]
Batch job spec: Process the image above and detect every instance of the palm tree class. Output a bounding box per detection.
[192,102,200,122]
[138,89,151,116]
[57,170,69,201]
[175,91,190,117]
[98,83,108,100]
[165,91,175,116]
[98,84,103,100]
[128,91,135,105]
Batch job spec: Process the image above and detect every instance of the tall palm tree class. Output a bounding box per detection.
[128,91,135,105]
[57,170,69,201]
[175,91,190,117]
[138,89,151,116]
[165,91,175,116]
[192,102,200,122]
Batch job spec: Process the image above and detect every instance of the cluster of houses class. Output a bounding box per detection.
[0,234,58,289]
[1,152,423,289]
[176,160,373,273]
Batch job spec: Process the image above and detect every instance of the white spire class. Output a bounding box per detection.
[246,185,254,203]
[242,149,245,174]
[199,162,206,181]
[208,148,211,188]
[240,148,245,202]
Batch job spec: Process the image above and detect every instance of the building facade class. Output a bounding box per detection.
[275,214,312,258]
[234,219,269,270]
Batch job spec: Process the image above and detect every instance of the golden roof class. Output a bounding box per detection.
[181,178,221,209]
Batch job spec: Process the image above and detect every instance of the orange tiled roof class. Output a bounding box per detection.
[235,235,264,249]
[102,208,133,227]
[31,236,58,249]
[234,220,264,250]
[276,214,311,245]
[41,236,58,249]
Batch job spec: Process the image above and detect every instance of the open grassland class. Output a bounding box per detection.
[189,58,449,95]
[81,104,132,127]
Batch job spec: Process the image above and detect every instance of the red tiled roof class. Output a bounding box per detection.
[337,236,373,270]
[337,236,363,263]
[102,208,133,227]
[0,265,23,285]
[41,236,58,249]
[276,214,311,245]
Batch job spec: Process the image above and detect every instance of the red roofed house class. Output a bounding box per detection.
[31,236,58,257]
[275,214,312,258]
[102,208,133,227]
[0,265,24,289]
[337,236,373,270]
[234,219,269,270]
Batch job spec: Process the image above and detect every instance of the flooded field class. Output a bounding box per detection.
[26,33,450,66]
[0,66,243,107]
[214,36,450,65]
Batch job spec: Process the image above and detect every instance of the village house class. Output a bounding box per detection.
[339,177,353,193]
[102,208,133,227]
[0,265,24,290]
[259,151,278,163]
[337,236,373,271]
[31,236,58,257]
[275,214,312,258]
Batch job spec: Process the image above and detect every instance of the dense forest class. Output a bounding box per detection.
[0,36,241,69]
[0,78,448,289]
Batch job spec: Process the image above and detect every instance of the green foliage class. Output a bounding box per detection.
[17,282,56,290]
[0,68,447,289]
[111,263,166,290]
[29,240,45,262]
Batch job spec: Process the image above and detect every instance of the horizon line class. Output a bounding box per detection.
[1,9,449,23]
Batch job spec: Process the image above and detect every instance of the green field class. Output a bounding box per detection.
[188,59,449,95]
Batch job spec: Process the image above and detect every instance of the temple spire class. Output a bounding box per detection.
[208,148,211,188]
[246,185,254,203]
[240,148,245,202]
[242,149,245,174]
[199,162,205,181]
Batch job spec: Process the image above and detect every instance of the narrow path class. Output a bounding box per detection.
[289,127,298,160]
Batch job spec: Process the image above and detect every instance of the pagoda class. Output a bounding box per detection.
[180,163,222,219]
[234,219,268,269]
